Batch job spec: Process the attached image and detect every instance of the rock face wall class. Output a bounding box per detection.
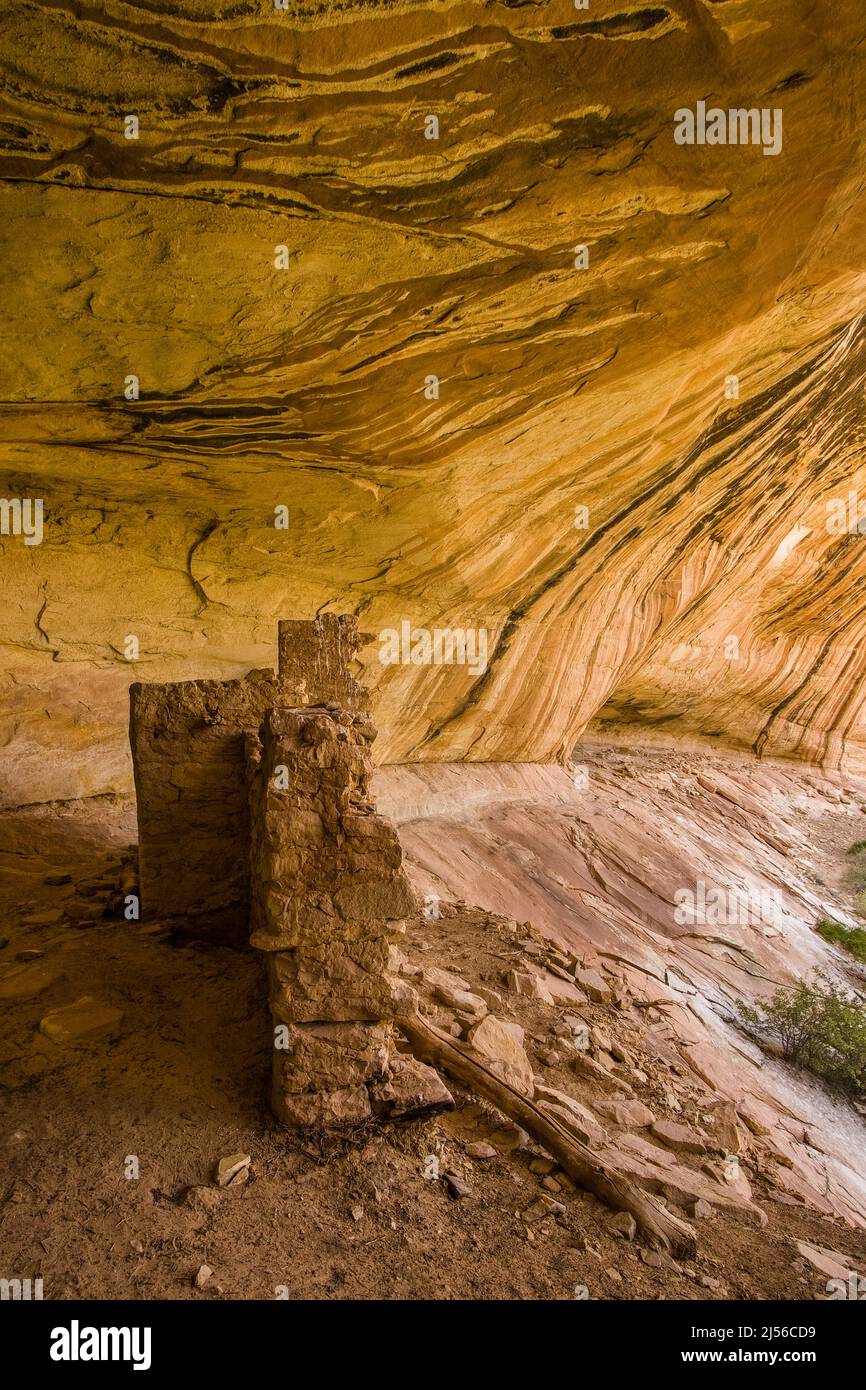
[129,615,369,938]
[382,754,866,1223]
[247,705,418,1126]
[3,1,866,803]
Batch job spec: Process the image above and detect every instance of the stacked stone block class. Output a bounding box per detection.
[246,704,418,1126]
[130,613,451,1128]
[129,614,370,941]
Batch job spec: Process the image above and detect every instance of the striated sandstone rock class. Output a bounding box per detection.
[4,0,866,1250]
[430,981,487,1021]
[3,5,866,799]
[384,756,866,1225]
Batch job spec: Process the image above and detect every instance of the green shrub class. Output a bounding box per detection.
[847,842,866,897]
[739,976,866,1096]
[816,918,866,964]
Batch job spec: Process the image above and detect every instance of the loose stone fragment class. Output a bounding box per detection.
[39,996,122,1043]
[215,1154,251,1188]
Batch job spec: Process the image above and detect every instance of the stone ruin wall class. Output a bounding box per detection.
[129,615,370,941]
[246,706,419,1125]
[129,614,451,1124]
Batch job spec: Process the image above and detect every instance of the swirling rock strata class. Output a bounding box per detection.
[1,2,866,799]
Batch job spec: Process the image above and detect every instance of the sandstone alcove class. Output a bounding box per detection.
[3,0,866,1311]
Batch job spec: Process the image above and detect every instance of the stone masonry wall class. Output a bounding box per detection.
[246,705,419,1126]
[130,612,452,1127]
[129,615,370,938]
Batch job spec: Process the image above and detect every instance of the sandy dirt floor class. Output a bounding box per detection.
[2,762,866,1301]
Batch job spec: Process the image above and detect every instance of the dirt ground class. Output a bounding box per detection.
[2,791,866,1301]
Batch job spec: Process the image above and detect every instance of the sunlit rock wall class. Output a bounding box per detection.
[1,0,866,803]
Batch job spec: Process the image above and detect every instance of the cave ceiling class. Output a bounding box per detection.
[1,0,866,801]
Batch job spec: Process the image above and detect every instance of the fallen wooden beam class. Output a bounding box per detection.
[401,1014,697,1256]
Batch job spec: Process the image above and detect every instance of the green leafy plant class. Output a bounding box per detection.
[816,917,866,964]
[738,975,866,1096]
[846,840,866,900]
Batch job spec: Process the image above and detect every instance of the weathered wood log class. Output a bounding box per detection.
[401,1014,697,1256]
